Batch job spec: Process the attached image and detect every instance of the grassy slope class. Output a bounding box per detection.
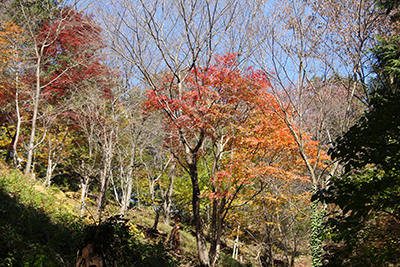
[0,164,180,266]
[0,162,84,266]
[0,161,309,267]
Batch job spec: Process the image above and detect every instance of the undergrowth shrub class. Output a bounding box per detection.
[77,215,177,267]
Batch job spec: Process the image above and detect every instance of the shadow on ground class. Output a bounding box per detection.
[0,186,80,266]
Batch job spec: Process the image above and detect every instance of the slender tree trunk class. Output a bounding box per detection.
[164,164,175,225]
[152,207,161,230]
[120,138,138,215]
[10,66,21,166]
[25,59,42,174]
[97,129,115,217]
[44,157,53,187]
[290,224,297,267]
[97,168,111,213]
[97,150,113,216]
[9,37,22,169]
[43,129,69,187]
[310,185,324,267]
[154,173,175,230]
[80,174,90,216]
[208,137,227,267]
[44,140,55,187]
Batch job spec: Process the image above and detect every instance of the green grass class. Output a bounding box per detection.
[0,166,84,266]
[0,164,177,267]
[0,162,265,266]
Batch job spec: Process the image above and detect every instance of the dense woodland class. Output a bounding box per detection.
[0,0,399,266]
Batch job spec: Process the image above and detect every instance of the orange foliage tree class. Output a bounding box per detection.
[145,53,322,266]
[225,89,325,265]
[0,21,25,166]
[0,21,23,72]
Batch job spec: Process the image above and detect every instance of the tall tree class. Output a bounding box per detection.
[144,53,265,266]
[251,0,379,265]
[316,1,400,265]
[0,20,25,167]
[69,82,119,218]
[14,1,109,174]
[145,53,320,266]
[100,0,261,264]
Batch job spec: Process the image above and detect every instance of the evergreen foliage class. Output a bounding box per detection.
[310,194,324,267]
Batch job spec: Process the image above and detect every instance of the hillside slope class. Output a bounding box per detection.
[0,163,178,267]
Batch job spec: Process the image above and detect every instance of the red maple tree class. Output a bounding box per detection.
[145,53,318,266]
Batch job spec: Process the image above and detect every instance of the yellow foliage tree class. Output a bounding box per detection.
[0,21,25,165]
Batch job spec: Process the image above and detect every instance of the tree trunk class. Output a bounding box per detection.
[97,135,114,216]
[152,207,161,230]
[120,173,133,215]
[97,154,112,216]
[43,129,68,187]
[80,175,90,217]
[44,157,53,187]
[188,160,210,267]
[153,161,175,229]
[11,61,21,167]
[164,167,175,225]
[97,169,110,214]
[209,197,226,267]
[310,186,324,267]
[25,58,42,174]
